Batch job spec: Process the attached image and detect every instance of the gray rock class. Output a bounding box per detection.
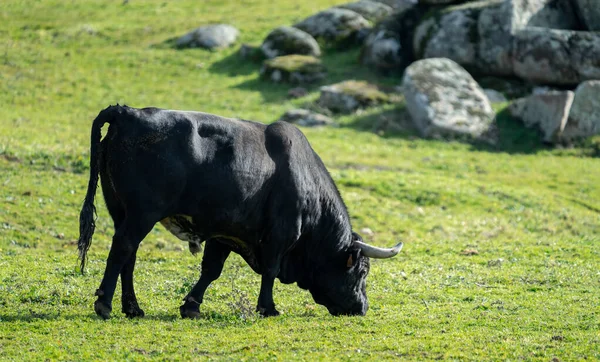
[360,4,423,71]
[419,0,459,4]
[508,91,575,143]
[511,0,580,30]
[414,0,582,77]
[512,27,600,85]
[260,55,326,84]
[261,26,321,59]
[477,1,514,76]
[293,8,371,45]
[176,24,239,49]
[361,28,403,70]
[483,89,507,103]
[562,81,600,142]
[239,44,265,61]
[319,80,395,114]
[414,1,511,73]
[278,109,335,127]
[287,87,309,99]
[573,0,600,31]
[401,58,495,140]
[371,0,416,10]
[336,1,393,22]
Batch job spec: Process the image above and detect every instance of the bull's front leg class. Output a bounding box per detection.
[180,240,231,319]
[256,246,283,317]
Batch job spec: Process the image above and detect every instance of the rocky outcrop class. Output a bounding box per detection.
[509,91,575,143]
[512,28,600,85]
[401,58,495,140]
[413,0,584,77]
[360,4,424,71]
[371,0,416,10]
[562,81,600,141]
[261,26,321,59]
[573,0,600,31]
[318,80,396,113]
[419,0,458,4]
[260,55,326,83]
[293,8,371,46]
[176,24,239,49]
[413,0,520,74]
[483,89,507,103]
[278,109,335,127]
[336,1,393,22]
[509,81,600,143]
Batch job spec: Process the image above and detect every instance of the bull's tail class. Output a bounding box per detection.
[78,105,120,274]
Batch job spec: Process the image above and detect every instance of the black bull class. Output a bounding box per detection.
[78,105,402,319]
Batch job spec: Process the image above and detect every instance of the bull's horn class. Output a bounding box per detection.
[355,241,403,259]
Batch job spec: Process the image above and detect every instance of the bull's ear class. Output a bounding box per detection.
[351,232,363,243]
[346,248,360,268]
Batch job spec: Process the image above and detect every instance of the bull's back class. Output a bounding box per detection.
[102,106,275,233]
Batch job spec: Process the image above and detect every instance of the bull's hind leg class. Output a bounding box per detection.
[99,176,144,318]
[120,251,144,318]
[180,239,231,319]
[94,216,155,319]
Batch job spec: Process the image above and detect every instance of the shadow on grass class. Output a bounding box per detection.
[0,310,253,323]
[342,106,555,155]
[469,108,550,155]
[202,44,565,156]
[208,50,261,77]
[208,46,404,103]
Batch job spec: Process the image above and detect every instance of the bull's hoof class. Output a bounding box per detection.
[180,304,201,319]
[94,300,112,320]
[257,306,280,317]
[122,302,145,319]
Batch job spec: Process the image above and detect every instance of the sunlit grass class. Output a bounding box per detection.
[1,0,599,360]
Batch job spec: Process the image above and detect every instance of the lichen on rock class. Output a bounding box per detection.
[318,80,399,114]
[261,26,321,59]
[260,55,326,84]
[401,58,495,141]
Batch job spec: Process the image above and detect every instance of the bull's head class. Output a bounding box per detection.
[309,232,403,316]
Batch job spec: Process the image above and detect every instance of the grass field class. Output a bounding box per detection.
[1,0,599,360]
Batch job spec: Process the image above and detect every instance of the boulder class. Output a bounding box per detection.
[477,1,515,76]
[260,26,321,59]
[414,1,512,73]
[260,55,326,84]
[414,0,582,76]
[318,80,396,113]
[239,44,265,61]
[360,4,425,71]
[510,0,581,30]
[573,0,600,31]
[287,87,309,99]
[562,81,600,142]
[512,28,600,85]
[336,1,394,22]
[419,0,459,4]
[483,89,507,103]
[401,58,495,140]
[293,8,371,46]
[278,109,335,127]
[176,24,239,49]
[371,0,416,10]
[508,91,575,143]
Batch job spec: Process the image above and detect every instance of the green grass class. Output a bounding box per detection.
[1,0,599,360]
